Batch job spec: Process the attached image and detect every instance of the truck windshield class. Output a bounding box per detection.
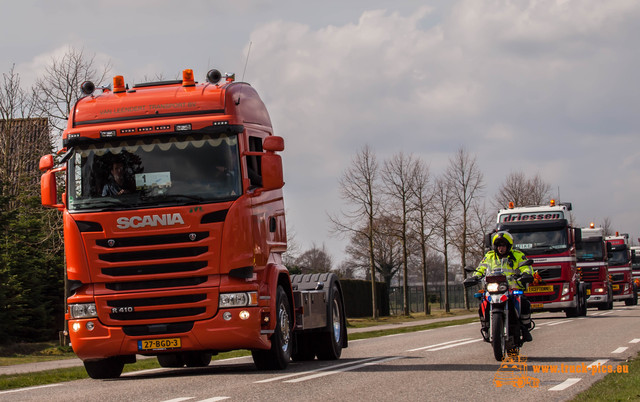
[510,228,568,255]
[609,249,629,267]
[577,241,604,261]
[68,133,242,211]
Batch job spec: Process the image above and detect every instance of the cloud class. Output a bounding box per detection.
[242,1,640,259]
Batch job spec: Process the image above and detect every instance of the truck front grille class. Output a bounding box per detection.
[611,273,625,282]
[536,267,562,280]
[580,267,601,282]
[122,321,194,336]
[105,276,207,291]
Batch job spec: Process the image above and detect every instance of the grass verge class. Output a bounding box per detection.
[571,351,640,401]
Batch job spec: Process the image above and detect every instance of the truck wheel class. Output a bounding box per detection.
[316,282,344,360]
[157,353,184,368]
[183,352,212,367]
[252,285,292,370]
[84,357,124,379]
[579,285,588,316]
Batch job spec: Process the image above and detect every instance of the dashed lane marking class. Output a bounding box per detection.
[549,378,581,391]
[284,356,404,383]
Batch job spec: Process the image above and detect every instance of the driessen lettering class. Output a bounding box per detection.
[501,213,562,222]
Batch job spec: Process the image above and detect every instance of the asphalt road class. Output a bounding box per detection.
[2,305,639,401]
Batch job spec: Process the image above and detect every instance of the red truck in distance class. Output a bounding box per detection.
[494,200,587,318]
[605,233,638,306]
[576,224,613,310]
[39,68,347,379]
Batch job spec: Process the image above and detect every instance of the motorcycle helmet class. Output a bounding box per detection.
[492,231,513,253]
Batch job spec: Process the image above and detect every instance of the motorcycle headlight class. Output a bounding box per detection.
[487,283,500,292]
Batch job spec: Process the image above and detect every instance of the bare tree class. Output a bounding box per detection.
[35,46,111,142]
[381,152,417,316]
[445,147,484,309]
[0,65,48,198]
[410,158,434,314]
[329,145,380,319]
[493,171,552,209]
[602,217,614,237]
[343,214,403,290]
[430,176,457,312]
[295,243,333,274]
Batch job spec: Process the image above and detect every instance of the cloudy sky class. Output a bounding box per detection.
[3,0,640,263]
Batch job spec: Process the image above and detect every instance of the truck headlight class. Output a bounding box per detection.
[561,283,570,296]
[70,303,97,319]
[219,292,258,308]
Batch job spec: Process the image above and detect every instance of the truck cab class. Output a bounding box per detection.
[605,233,638,306]
[576,224,613,310]
[495,200,587,318]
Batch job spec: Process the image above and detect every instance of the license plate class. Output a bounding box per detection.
[613,284,620,290]
[138,337,181,351]
[586,289,591,295]
[531,303,544,309]
[527,285,554,293]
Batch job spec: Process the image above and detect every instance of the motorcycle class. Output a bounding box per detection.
[464,259,534,361]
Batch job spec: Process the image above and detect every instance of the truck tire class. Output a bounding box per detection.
[579,284,588,316]
[84,357,124,379]
[316,282,345,360]
[157,353,184,368]
[252,285,292,370]
[183,352,212,367]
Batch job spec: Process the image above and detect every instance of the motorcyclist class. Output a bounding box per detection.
[471,231,535,343]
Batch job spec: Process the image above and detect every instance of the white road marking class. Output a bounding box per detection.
[161,398,193,402]
[599,311,615,316]
[0,384,61,395]
[427,338,483,351]
[612,347,628,354]
[587,359,609,369]
[629,339,640,344]
[548,320,573,326]
[284,356,403,383]
[197,398,230,401]
[549,378,581,391]
[407,338,472,352]
[254,357,382,383]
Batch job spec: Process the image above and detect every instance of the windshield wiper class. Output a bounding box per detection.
[73,198,127,210]
[148,194,206,204]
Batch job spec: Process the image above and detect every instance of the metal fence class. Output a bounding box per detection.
[389,284,479,314]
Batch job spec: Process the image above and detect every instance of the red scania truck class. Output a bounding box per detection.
[39,68,347,379]
[576,224,613,310]
[605,233,638,306]
[495,200,587,318]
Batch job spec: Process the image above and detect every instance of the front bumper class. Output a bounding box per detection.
[69,307,270,360]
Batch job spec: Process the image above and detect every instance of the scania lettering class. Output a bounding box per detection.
[39,68,347,379]
[605,233,638,306]
[494,200,587,318]
[576,223,613,310]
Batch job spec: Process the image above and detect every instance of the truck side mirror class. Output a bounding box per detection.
[261,136,285,190]
[484,233,492,250]
[574,228,581,245]
[39,154,54,172]
[41,171,59,208]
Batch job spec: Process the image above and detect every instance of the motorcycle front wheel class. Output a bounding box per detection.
[491,313,506,361]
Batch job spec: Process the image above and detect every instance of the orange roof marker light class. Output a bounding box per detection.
[113,75,126,93]
[549,199,556,207]
[590,222,595,229]
[182,69,195,87]
[508,202,514,209]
